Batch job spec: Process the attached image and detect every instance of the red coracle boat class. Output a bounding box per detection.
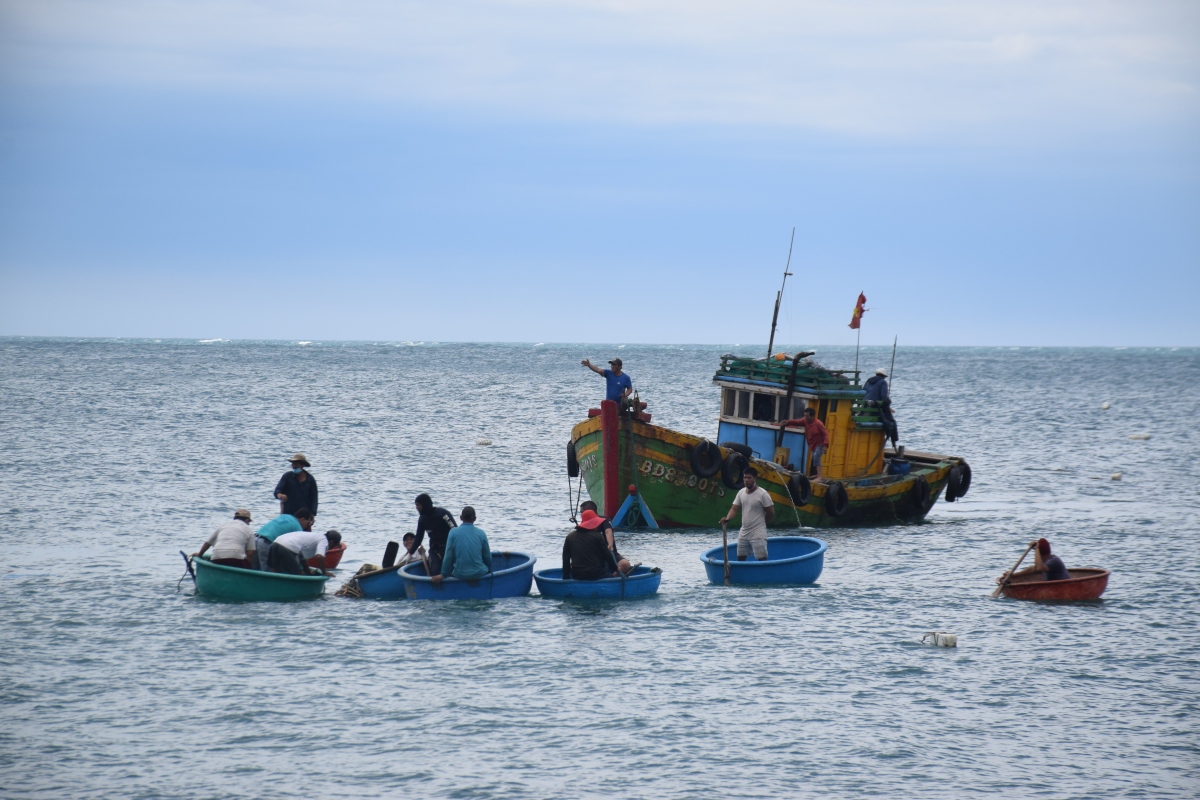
[1001,568,1110,601]
[308,542,347,570]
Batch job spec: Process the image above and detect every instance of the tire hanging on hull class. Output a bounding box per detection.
[720,452,750,489]
[690,440,722,478]
[825,481,849,517]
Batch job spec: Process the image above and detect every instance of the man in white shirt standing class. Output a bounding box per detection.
[269,529,342,576]
[193,509,256,569]
[718,467,775,561]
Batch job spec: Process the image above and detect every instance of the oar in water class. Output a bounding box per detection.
[721,521,731,586]
[991,541,1037,598]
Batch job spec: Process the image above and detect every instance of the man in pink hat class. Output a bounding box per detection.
[562,510,627,580]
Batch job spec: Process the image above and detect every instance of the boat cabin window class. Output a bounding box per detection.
[789,397,809,420]
[723,389,736,417]
[736,391,750,419]
[752,393,776,422]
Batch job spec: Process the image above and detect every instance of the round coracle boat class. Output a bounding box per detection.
[192,555,328,602]
[400,551,536,600]
[1001,568,1110,601]
[534,566,662,600]
[700,536,826,586]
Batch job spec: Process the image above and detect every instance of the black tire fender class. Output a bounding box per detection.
[945,466,963,502]
[567,440,579,478]
[787,473,811,505]
[720,442,754,460]
[690,440,722,478]
[911,476,931,508]
[720,451,750,489]
[958,462,972,497]
[825,481,849,517]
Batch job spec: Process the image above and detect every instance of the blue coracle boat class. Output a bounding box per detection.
[400,552,536,600]
[355,564,408,600]
[534,566,663,600]
[700,536,827,585]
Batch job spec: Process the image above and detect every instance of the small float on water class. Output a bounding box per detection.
[700,536,827,585]
[534,566,662,599]
[189,555,328,602]
[399,552,536,600]
[999,569,1110,602]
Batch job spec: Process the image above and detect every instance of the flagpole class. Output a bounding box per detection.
[854,325,861,379]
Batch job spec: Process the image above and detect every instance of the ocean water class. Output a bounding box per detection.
[1,339,1197,799]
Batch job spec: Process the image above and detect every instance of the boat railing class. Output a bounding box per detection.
[850,400,884,428]
[715,355,861,390]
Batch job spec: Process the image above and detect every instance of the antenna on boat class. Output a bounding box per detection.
[766,227,796,359]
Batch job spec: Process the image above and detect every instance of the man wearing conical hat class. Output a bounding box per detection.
[274,453,319,518]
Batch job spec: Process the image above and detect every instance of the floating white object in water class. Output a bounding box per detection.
[1129,434,1151,440]
[1111,472,1122,481]
[922,631,957,647]
[1101,402,1110,410]
[476,438,492,446]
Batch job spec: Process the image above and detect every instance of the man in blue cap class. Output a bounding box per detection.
[582,357,632,405]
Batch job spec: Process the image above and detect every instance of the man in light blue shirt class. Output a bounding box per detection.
[432,506,492,584]
[254,509,312,570]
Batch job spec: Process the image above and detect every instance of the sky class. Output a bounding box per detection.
[0,1,1197,346]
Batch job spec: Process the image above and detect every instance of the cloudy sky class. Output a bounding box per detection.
[1,1,1197,344]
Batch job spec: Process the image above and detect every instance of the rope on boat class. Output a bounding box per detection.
[568,471,582,523]
[335,563,381,598]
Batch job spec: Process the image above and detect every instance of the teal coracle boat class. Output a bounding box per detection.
[191,555,329,602]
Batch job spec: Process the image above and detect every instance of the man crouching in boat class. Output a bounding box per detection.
[578,500,631,572]
[718,467,774,561]
[268,529,341,576]
[563,510,629,580]
[998,538,1070,584]
[193,508,256,568]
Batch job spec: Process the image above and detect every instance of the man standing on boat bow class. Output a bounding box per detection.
[582,357,632,406]
[718,467,775,561]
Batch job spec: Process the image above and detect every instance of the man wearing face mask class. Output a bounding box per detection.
[274,454,319,518]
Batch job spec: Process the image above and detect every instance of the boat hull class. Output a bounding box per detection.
[355,564,409,600]
[193,557,328,602]
[534,566,662,599]
[1001,569,1110,601]
[571,416,963,528]
[700,536,827,585]
[400,552,536,600]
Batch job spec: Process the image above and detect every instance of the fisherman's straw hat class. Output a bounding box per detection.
[234,508,252,521]
[290,453,311,467]
[876,368,888,377]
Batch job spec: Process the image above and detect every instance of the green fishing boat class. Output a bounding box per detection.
[567,244,971,529]
[569,355,969,528]
[191,555,329,601]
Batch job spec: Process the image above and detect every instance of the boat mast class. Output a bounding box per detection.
[766,227,796,359]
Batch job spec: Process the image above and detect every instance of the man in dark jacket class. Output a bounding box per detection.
[408,493,457,575]
[274,454,318,517]
[562,510,622,580]
[863,369,899,448]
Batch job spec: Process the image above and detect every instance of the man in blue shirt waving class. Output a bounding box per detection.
[582,356,632,405]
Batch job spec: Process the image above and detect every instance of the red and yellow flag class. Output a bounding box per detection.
[849,292,867,329]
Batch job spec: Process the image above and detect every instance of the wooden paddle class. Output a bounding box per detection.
[721,521,731,586]
[991,542,1036,598]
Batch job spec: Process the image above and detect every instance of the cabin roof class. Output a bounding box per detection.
[712,353,864,398]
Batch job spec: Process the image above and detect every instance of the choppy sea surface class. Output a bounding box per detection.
[1,339,1198,799]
